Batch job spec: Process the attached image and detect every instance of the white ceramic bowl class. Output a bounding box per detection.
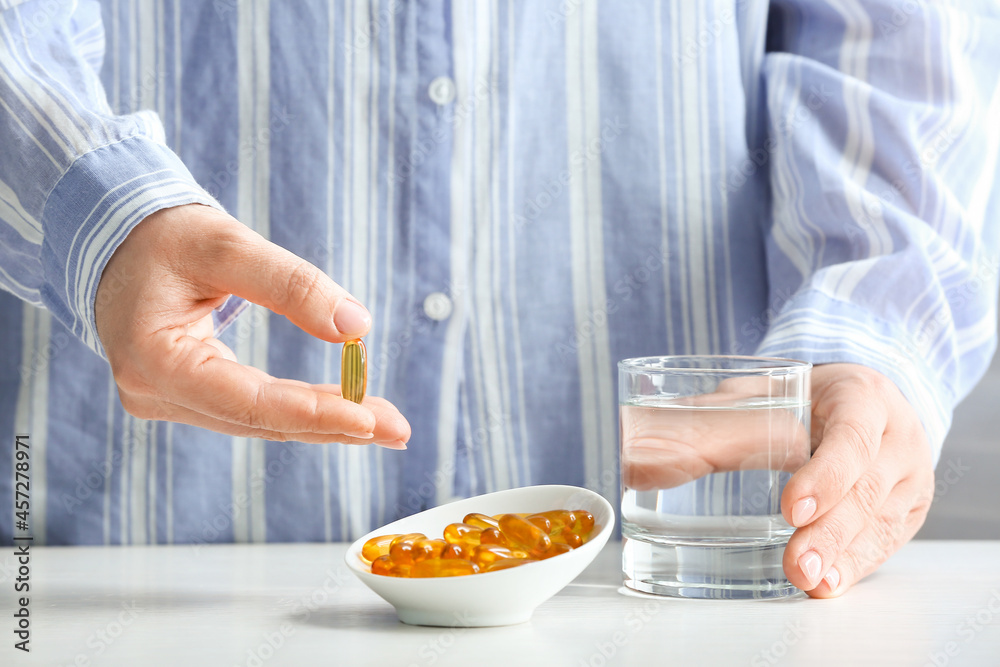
[345,485,614,627]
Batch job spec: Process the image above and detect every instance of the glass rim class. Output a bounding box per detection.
[617,355,812,375]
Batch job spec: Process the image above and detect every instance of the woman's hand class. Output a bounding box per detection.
[95,204,411,448]
[781,363,935,597]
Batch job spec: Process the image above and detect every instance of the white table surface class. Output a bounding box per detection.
[3,540,999,666]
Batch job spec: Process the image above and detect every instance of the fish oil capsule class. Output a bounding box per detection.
[538,509,577,531]
[551,527,583,548]
[498,514,552,553]
[443,522,483,547]
[440,543,469,560]
[539,542,573,559]
[389,533,426,565]
[471,544,514,569]
[463,513,500,530]
[410,558,480,578]
[525,514,552,533]
[389,532,425,548]
[412,538,448,562]
[361,534,400,563]
[572,510,595,536]
[485,558,538,572]
[341,338,367,403]
[388,563,412,577]
[371,554,394,576]
[479,527,508,547]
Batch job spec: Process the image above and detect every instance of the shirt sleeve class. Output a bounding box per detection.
[755,0,1000,465]
[0,0,243,360]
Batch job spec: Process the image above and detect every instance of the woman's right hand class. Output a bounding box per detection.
[94,203,411,448]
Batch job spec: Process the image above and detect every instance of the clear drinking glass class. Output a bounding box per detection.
[619,356,811,599]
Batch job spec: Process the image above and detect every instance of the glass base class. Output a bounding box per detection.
[622,534,800,600]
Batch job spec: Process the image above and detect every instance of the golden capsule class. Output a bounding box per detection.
[440,543,469,560]
[572,510,595,536]
[498,513,552,553]
[551,527,583,548]
[471,544,514,569]
[485,558,538,573]
[412,538,448,562]
[410,558,480,578]
[538,509,577,531]
[341,338,367,404]
[539,542,574,559]
[371,554,394,576]
[443,523,483,547]
[479,527,509,547]
[361,533,399,563]
[389,533,426,565]
[389,532,425,548]
[463,513,500,530]
[525,514,552,533]
[388,563,412,577]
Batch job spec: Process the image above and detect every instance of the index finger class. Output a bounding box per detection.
[198,215,371,343]
[781,393,887,528]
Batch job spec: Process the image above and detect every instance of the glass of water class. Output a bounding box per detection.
[619,356,811,599]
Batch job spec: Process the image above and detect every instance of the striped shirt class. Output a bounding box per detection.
[1,0,998,545]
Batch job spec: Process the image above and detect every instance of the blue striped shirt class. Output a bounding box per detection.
[1,0,998,544]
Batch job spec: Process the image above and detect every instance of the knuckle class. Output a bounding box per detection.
[863,513,905,568]
[283,260,326,311]
[850,472,886,512]
[807,512,850,557]
[842,420,880,460]
[823,456,855,496]
[241,382,269,429]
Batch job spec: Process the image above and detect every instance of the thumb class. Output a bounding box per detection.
[201,218,370,342]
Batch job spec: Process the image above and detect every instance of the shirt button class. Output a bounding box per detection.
[423,292,453,321]
[428,76,456,105]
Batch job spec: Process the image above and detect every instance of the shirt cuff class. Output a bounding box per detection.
[754,288,952,467]
[39,135,235,360]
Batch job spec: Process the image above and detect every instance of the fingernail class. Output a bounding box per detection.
[792,496,817,526]
[379,439,408,450]
[824,566,840,593]
[333,299,372,336]
[798,550,822,583]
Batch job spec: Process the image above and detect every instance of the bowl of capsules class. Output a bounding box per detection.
[345,484,614,627]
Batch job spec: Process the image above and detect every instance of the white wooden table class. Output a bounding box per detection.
[3,541,999,666]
